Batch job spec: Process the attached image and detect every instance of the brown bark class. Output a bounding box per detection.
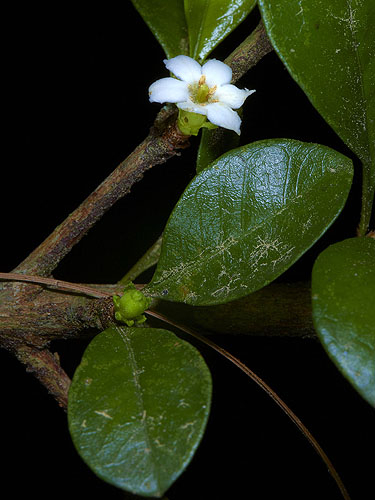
[0,281,122,408]
[14,346,72,408]
[0,272,314,410]
[0,281,123,349]
[225,21,274,83]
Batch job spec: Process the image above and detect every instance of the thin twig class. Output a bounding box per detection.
[146,308,351,500]
[118,234,163,284]
[0,272,111,299]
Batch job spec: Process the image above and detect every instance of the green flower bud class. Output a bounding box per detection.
[113,284,151,327]
[177,109,217,136]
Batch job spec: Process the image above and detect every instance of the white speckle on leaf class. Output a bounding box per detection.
[94,410,113,420]
[180,422,195,430]
[154,439,164,448]
[184,291,198,303]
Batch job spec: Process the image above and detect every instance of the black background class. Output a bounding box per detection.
[2,3,374,500]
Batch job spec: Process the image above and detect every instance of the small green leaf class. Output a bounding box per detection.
[145,139,353,305]
[185,0,257,62]
[312,237,375,407]
[196,126,240,173]
[68,326,212,497]
[131,0,189,58]
[258,0,375,234]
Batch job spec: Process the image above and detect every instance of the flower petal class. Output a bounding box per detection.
[164,55,202,84]
[205,102,242,135]
[201,59,232,87]
[176,100,208,116]
[214,85,255,109]
[149,77,189,104]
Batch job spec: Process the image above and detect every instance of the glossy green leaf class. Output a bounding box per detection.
[68,326,212,497]
[196,126,240,173]
[312,237,375,407]
[145,139,353,305]
[258,0,375,234]
[131,0,188,58]
[185,0,257,62]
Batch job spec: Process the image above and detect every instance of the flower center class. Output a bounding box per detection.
[196,82,210,103]
[189,75,217,105]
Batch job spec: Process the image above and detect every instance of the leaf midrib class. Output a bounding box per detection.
[116,327,162,497]
[187,0,210,60]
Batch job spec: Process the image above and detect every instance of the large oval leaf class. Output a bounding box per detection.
[185,0,257,62]
[131,0,189,58]
[145,139,353,305]
[68,326,212,497]
[258,0,375,233]
[312,237,375,407]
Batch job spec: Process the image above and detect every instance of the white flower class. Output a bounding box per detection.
[149,55,255,135]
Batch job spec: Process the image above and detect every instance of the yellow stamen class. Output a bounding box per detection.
[198,75,206,86]
[207,85,217,99]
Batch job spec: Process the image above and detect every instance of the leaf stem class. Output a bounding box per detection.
[357,162,375,236]
[146,308,351,500]
[118,234,163,284]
